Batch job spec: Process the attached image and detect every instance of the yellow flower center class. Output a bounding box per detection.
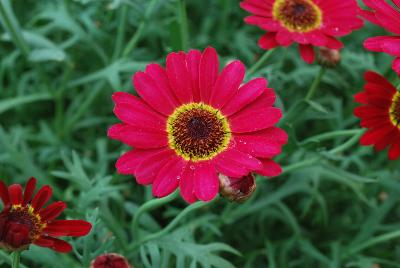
[273,0,322,33]
[166,103,231,162]
[390,91,400,128]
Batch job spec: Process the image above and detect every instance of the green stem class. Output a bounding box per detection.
[130,199,213,251]
[178,0,189,51]
[11,251,20,268]
[0,0,30,56]
[281,129,365,175]
[343,230,400,259]
[328,129,365,155]
[247,49,276,77]
[132,190,179,240]
[281,156,320,175]
[112,4,128,60]
[305,67,326,101]
[122,0,159,57]
[300,129,362,145]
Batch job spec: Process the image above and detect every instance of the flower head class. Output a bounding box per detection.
[219,173,256,203]
[0,177,92,253]
[108,47,287,203]
[354,71,400,160]
[240,0,363,63]
[90,253,132,268]
[361,0,400,75]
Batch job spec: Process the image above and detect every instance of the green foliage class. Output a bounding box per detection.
[0,0,399,267]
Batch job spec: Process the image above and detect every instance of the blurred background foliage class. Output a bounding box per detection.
[0,0,400,267]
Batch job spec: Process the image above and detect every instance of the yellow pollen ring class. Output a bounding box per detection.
[166,102,231,162]
[273,0,322,33]
[10,204,46,240]
[390,91,400,128]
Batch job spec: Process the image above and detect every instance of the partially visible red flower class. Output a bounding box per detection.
[240,0,363,63]
[108,47,287,203]
[354,71,400,160]
[361,0,400,75]
[90,253,132,268]
[0,177,92,253]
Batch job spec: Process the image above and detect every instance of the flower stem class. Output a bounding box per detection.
[112,4,128,60]
[281,129,365,175]
[305,67,326,101]
[300,129,362,146]
[11,251,20,268]
[247,49,276,77]
[178,0,189,51]
[343,229,400,259]
[130,198,216,251]
[132,190,179,240]
[122,0,159,57]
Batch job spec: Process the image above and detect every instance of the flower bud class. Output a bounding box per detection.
[90,253,132,268]
[219,173,256,203]
[317,47,340,67]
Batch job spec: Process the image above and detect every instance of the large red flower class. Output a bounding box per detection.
[354,71,400,160]
[108,47,287,203]
[0,177,92,253]
[240,0,363,63]
[361,0,400,75]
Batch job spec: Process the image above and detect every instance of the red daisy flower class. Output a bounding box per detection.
[108,47,287,203]
[240,0,363,63]
[354,71,400,160]
[361,0,400,75]
[0,177,92,253]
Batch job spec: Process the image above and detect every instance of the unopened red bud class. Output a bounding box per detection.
[317,47,340,67]
[90,253,132,268]
[219,173,256,203]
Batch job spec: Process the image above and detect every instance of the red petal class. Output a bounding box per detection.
[107,123,167,149]
[8,184,23,205]
[40,201,66,222]
[258,32,279,50]
[135,149,176,185]
[299,44,315,64]
[210,60,245,109]
[256,159,282,177]
[152,157,185,198]
[179,164,197,203]
[31,185,52,211]
[187,50,202,102]
[132,71,177,116]
[193,162,219,202]
[166,52,193,103]
[222,78,266,116]
[34,236,73,253]
[22,177,37,206]
[44,220,92,237]
[199,47,219,103]
[0,180,10,206]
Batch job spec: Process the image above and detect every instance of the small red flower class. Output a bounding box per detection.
[354,71,400,160]
[90,253,132,268]
[0,177,92,253]
[361,0,400,75]
[240,0,363,63]
[108,47,287,203]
